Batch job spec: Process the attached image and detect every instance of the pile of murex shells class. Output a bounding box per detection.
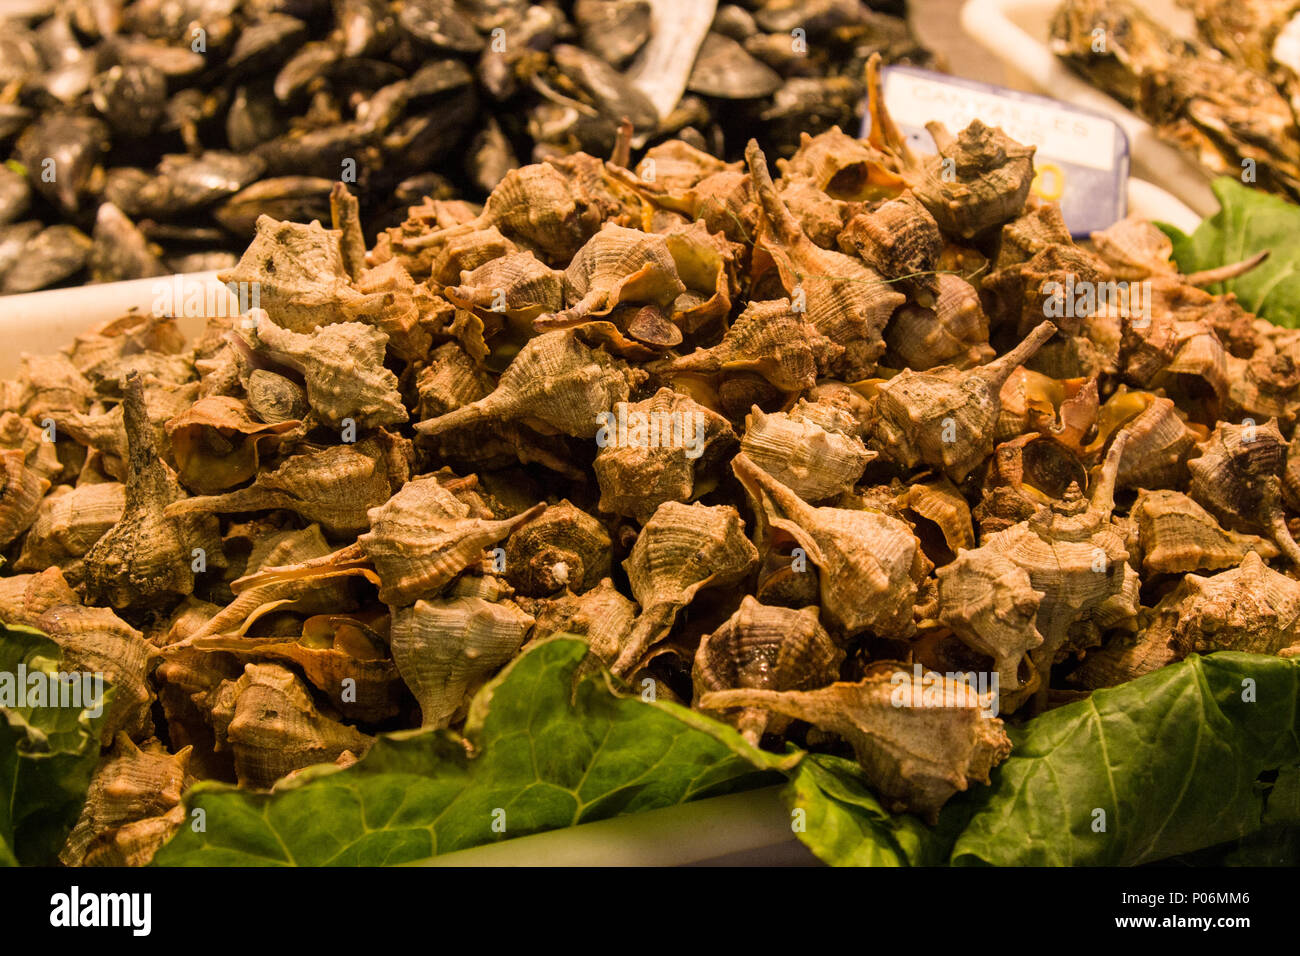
[5,56,1300,867]
[0,0,930,293]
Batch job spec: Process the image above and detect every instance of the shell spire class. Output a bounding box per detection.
[745,139,804,248]
[977,320,1058,389]
[1090,431,1129,521]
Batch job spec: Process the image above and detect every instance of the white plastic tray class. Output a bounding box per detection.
[0,271,227,377]
[961,0,1219,216]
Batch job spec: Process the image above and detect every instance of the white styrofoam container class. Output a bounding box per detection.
[0,271,228,377]
[0,180,1201,865]
[960,0,1219,217]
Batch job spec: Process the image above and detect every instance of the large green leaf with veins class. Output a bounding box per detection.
[781,753,967,866]
[150,640,1300,867]
[948,653,1300,866]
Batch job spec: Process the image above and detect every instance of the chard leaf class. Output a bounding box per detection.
[949,653,1300,866]
[0,621,112,866]
[151,644,1300,867]
[1263,764,1300,825]
[1156,769,1300,866]
[152,637,785,866]
[782,753,960,866]
[1165,177,1300,326]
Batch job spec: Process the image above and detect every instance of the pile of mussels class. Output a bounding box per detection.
[0,0,931,294]
[5,59,1300,867]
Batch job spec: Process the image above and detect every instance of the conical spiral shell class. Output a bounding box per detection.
[15,482,125,578]
[701,665,1012,824]
[81,373,222,610]
[614,501,759,675]
[241,311,407,429]
[594,388,737,521]
[650,299,836,393]
[874,321,1056,481]
[746,139,904,378]
[414,331,641,439]
[740,402,875,502]
[60,735,190,867]
[444,251,565,324]
[1133,489,1278,575]
[936,548,1043,692]
[0,449,50,548]
[734,452,923,639]
[391,596,534,729]
[165,436,411,537]
[37,603,155,742]
[910,120,1035,239]
[208,662,372,789]
[503,500,611,596]
[536,222,686,330]
[693,596,843,744]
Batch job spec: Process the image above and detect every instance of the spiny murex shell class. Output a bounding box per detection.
[693,596,843,745]
[701,663,1012,824]
[594,387,737,521]
[734,452,924,639]
[740,401,875,502]
[415,330,643,439]
[391,596,534,729]
[81,373,222,610]
[240,309,407,428]
[208,662,372,789]
[873,320,1057,481]
[615,500,759,676]
[60,734,191,867]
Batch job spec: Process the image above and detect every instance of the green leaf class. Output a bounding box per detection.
[149,645,1300,867]
[1263,764,1300,825]
[152,637,785,865]
[950,653,1300,866]
[782,753,962,866]
[1156,768,1300,867]
[1165,177,1300,326]
[0,621,112,866]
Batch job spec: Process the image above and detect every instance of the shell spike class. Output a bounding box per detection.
[1266,504,1300,567]
[732,451,814,523]
[414,398,497,437]
[865,53,917,166]
[978,320,1056,388]
[1090,432,1129,520]
[1185,250,1269,287]
[744,139,804,246]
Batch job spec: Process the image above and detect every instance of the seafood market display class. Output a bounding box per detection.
[0,0,931,293]
[1051,0,1300,200]
[4,55,1299,867]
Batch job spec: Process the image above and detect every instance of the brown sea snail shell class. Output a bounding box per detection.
[502,500,612,596]
[414,330,643,439]
[733,452,924,639]
[614,501,759,676]
[207,662,372,788]
[701,662,1012,824]
[693,596,843,745]
[873,320,1057,481]
[1188,418,1300,567]
[391,596,535,729]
